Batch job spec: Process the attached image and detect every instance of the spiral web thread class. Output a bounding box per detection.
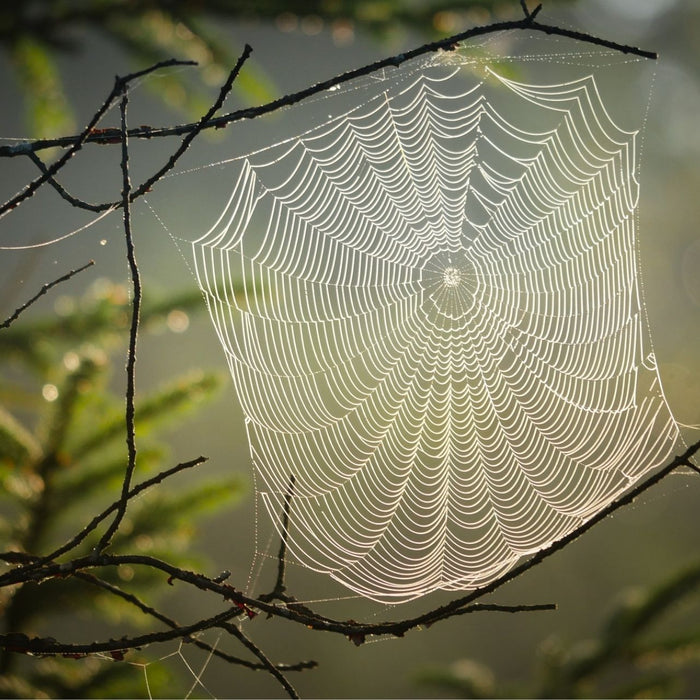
[189,44,679,602]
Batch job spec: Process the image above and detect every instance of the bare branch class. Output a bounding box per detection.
[90,48,251,553]
[0,14,657,163]
[425,602,556,625]
[0,431,695,688]
[223,623,299,700]
[13,439,695,641]
[259,474,295,604]
[392,437,700,633]
[0,456,207,579]
[0,260,94,330]
[76,572,179,626]
[129,44,252,202]
[76,573,316,673]
[0,8,693,695]
[520,1,543,21]
[0,59,196,216]
[26,151,107,212]
[0,607,242,658]
[96,85,140,552]
[4,429,695,643]
[15,45,252,218]
[685,460,700,475]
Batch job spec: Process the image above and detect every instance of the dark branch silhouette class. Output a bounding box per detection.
[95,83,139,552]
[0,11,655,168]
[0,59,196,216]
[0,607,244,656]
[0,455,208,573]
[76,573,316,675]
[259,474,296,605]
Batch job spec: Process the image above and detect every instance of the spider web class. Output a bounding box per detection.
[166,38,679,602]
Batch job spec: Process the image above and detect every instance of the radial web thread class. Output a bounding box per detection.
[189,45,679,602]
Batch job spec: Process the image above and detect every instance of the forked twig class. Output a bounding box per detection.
[0,59,196,216]
[96,47,251,551]
[129,45,252,202]
[14,45,251,216]
[259,474,296,604]
[520,0,543,22]
[76,573,316,674]
[0,456,208,578]
[26,151,106,212]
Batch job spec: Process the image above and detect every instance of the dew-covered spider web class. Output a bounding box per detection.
[155,35,680,602]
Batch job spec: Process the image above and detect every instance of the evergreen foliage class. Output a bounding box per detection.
[417,562,700,698]
[0,281,244,698]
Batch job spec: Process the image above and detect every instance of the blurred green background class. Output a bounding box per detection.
[0,0,699,697]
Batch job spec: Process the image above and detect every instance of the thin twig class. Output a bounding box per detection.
[0,59,196,215]
[0,261,94,329]
[425,602,556,625]
[520,0,543,21]
[130,44,252,202]
[26,151,106,212]
[76,572,178,627]
[0,456,207,581]
[96,85,139,552]
[260,474,295,603]
[223,623,298,699]
[0,607,242,657]
[0,14,657,162]
[76,573,316,673]
[17,45,253,217]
